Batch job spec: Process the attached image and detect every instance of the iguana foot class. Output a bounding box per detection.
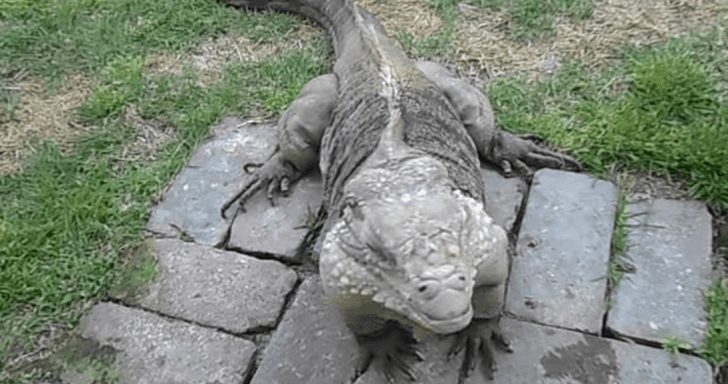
[448,317,513,383]
[220,150,301,218]
[355,321,424,384]
[492,131,582,177]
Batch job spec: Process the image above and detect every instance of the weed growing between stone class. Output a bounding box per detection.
[701,279,728,367]
[607,189,630,289]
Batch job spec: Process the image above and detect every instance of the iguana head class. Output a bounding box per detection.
[319,156,499,335]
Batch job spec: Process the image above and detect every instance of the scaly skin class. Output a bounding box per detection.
[219,0,580,381]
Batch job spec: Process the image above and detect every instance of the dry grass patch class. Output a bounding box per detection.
[0,72,96,175]
[355,0,444,40]
[145,19,324,84]
[457,0,726,77]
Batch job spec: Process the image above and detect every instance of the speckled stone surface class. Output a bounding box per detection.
[136,238,298,334]
[606,198,712,346]
[463,317,712,383]
[506,169,618,334]
[76,302,255,384]
[250,276,360,384]
[146,117,277,246]
[227,169,324,262]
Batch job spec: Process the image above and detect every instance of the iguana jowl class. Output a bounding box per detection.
[220,0,579,381]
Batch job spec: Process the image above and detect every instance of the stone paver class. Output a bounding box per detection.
[75,115,716,384]
[135,238,298,334]
[462,317,713,383]
[481,164,526,234]
[227,169,324,262]
[250,276,360,384]
[76,302,255,384]
[506,169,618,334]
[607,198,712,346]
[146,118,277,246]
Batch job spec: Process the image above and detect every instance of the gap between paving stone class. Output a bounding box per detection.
[146,117,278,247]
[506,169,618,334]
[126,238,299,335]
[87,117,714,384]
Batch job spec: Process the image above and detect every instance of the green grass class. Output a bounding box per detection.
[487,26,728,208]
[0,0,329,379]
[394,0,461,56]
[487,19,728,364]
[473,0,595,39]
[607,188,630,289]
[0,0,300,85]
[700,279,728,366]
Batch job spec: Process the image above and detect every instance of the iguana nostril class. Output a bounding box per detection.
[418,285,427,292]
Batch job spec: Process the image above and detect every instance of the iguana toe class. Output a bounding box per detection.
[220,152,300,218]
[450,317,513,383]
[355,321,422,383]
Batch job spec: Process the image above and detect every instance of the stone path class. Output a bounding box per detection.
[63,117,715,383]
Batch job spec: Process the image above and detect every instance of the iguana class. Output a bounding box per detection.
[219,0,579,382]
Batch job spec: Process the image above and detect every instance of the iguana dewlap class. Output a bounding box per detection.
[219,0,579,381]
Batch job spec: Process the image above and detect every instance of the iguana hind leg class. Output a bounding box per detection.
[221,74,337,218]
[415,61,581,176]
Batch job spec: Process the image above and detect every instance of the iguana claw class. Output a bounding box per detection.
[492,131,581,177]
[448,317,513,383]
[220,151,300,219]
[355,321,423,383]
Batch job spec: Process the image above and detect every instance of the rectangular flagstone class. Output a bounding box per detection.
[506,169,618,333]
[76,302,255,384]
[606,198,712,346]
[250,276,361,384]
[134,239,298,334]
[227,169,324,262]
[464,317,712,383]
[146,117,277,246]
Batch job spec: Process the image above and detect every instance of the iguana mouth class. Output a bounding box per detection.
[418,290,473,333]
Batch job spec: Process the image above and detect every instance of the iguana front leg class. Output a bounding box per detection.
[221,74,337,218]
[416,61,581,176]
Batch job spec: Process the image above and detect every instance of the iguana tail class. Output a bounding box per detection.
[219,0,362,58]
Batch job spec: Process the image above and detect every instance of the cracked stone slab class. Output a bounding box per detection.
[607,198,712,346]
[75,302,255,384]
[250,276,360,384]
[134,238,297,334]
[481,164,526,234]
[227,169,324,262]
[146,117,277,246]
[506,169,618,333]
[464,317,712,383]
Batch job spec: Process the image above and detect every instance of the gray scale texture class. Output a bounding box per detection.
[137,238,298,334]
[480,164,526,234]
[354,334,461,384]
[250,276,361,384]
[146,117,277,246]
[607,198,712,346]
[227,169,325,262]
[76,302,255,384]
[462,317,712,383]
[64,120,716,384]
[506,169,618,333]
